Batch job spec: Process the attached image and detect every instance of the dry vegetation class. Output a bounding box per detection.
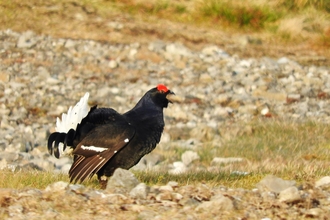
[0,0,329,66]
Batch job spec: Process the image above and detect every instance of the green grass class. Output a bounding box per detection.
[1,120,329,190]
[222,120,330,161]
[199,0,282,29]
[0,170,69,189]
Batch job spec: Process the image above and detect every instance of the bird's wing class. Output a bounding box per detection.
[68,111,135,183]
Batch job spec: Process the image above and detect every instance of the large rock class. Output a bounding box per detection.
[106,168,140,192]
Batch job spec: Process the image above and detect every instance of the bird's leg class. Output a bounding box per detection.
[98,175,108,189]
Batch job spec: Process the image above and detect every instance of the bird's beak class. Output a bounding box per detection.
[166,91,182,103]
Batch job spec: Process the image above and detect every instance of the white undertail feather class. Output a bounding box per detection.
[55,92,90,133]
[57,142,73,157]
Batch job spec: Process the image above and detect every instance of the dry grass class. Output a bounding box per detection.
[0,0,329,47]
[0,0,329,67]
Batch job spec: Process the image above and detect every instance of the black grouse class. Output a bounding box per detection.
[48,84,174,188]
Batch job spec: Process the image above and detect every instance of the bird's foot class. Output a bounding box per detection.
[99,175,108,189]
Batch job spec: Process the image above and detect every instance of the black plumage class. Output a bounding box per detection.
[48,85,174,188]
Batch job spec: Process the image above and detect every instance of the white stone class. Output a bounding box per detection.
[315,176,330,188]
[211,157,244,165]
[278,186,301,203]
[256,175,296,193]
[181,151,200,166]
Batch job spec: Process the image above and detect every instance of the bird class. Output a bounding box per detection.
[48,84,175,189]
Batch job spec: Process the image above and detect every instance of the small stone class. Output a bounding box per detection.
[260,191,276,200]
[64,39,76,48]
[45,181,69,192]
[17,31,37,48]
[199,73,213,83]
[129,183,150,199]
[211,157,244,165]
[105,194,128,204]
[156,192,172,201]
[159,185,173,192]
[172,193,183,202]
[260,107,270,115]
[60,164,72,174]
[138,210,159,220]
[168,161,187,174]
[108,60,118,69]
[256,175,296,193]
[315,176,330,188]
[277,57,290,64]
[196,194,233,211]
[131,153,163,171]
[107,21,124,30]
[287,94,301,100]
[8,204,24,216]
[181,151,200,166]
[278,186,301,203]
[0,73,9,82]
[167,181,179,188]
[0,159,8,170]
[305,208,323,217]
[165,43,192,57]
[252,90,287,101]
[191,185,213,201]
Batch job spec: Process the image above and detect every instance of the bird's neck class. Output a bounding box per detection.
[124,98,164,126]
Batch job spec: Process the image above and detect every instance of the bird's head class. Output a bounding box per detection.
[150,84,175,108]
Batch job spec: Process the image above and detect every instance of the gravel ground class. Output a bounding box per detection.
[1,29,330,219]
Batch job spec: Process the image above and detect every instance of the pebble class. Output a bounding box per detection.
[45,181,69,192]
[278,186,301,203]
[129,183,150,199]
[211,157,244,165]
[169,161,187,174]
[195,194,234,211]
[256,175,296,193]
[181,151,200,166]
[315,176,330,188]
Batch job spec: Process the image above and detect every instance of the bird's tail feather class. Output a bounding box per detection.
[55,92,90,133]
[48,129,75,158]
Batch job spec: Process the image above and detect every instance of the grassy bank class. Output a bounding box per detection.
[0,0,329,47]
